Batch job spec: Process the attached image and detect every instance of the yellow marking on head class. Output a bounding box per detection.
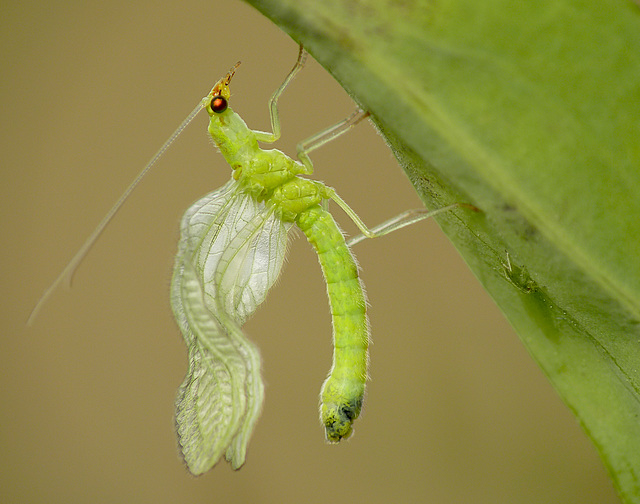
[205,61,241,103]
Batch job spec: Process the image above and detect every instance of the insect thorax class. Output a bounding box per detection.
[209,107,329,222]
[269,178,326,222]
[227,146,326,222]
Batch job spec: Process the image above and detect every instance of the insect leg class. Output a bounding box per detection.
[345,203,478,246]
[254,45,308,143]
[324,187,477,246]
[296,109,370,175]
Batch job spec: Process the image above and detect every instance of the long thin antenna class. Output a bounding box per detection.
[27,100,206,325]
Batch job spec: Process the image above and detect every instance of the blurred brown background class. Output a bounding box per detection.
[2,1,620,503]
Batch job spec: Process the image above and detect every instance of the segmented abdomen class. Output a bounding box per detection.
[296,205,369,442]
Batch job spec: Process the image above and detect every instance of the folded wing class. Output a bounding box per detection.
[171,180,291,474]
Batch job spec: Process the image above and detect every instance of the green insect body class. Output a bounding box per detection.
[297,207,368,441]
[28,46,470,477]
[171,52,369,474]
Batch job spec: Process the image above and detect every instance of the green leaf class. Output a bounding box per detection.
[244,0,640,501]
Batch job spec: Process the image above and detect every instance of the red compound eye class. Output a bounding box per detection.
[211,96,228,113]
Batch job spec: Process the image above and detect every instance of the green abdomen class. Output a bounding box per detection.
[296,205,369,442]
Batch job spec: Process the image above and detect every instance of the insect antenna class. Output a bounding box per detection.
[27,100,206,325]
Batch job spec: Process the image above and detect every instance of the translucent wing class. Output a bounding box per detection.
[171,179,291,474]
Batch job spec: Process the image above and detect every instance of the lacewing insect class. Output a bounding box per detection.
[29,45,468,475]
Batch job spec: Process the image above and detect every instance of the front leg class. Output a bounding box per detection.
[254,45,308,144]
